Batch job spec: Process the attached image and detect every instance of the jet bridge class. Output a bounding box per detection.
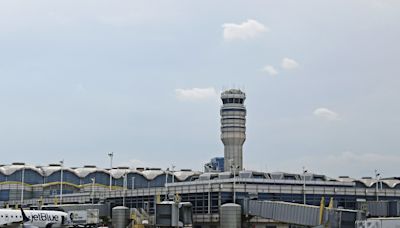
[243,199,365,228]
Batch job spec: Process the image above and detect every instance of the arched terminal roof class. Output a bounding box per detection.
[74,166,109,178]
[41,165,76,176]
[0,163,200,181]
[4,163,400,189]
[0,163,42,176]
[334,176,399,188]
[381,179,400,188]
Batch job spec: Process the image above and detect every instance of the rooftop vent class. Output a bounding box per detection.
[339,176,350,178]
[12,162,26,166]
[136,167,145,171]
[148,168,162,171]
[83,165,97,168]
[180,169,192,172]
[48,164,61,167]
[117,166,129,169]
[362,177,372,179]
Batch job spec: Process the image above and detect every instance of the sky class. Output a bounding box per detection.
[0,0,399,178]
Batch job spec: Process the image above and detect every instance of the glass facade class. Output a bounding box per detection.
[2,165,400,214]
[0,165,197,201]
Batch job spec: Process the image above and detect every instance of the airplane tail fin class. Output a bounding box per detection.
[20,208,30,223]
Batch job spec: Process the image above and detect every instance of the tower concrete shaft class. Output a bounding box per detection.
[220,89,246,172]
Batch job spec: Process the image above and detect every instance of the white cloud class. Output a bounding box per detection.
[313,108,340,120]
[223,19,268,40]
[175,87,218,101]
[262,65,279,76]
[281,57,300,69]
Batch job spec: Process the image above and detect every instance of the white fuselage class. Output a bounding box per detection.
[0,209,69,227]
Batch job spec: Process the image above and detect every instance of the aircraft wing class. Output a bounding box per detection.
[0,222,40,228]
[0,220,25,228]
[20,225,40,228]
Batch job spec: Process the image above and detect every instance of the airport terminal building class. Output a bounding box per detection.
[2,163,400,226]
[2,89,400,227]
[2,163,400,206]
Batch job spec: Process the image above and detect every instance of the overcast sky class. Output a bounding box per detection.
[0,0,399,178]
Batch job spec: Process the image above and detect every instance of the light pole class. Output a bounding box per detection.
[123,172,127,207]
[60,160,64,205]
[303,166,307,205]
[108,152,114,191]
[165,168,169,200]
[165,168,169,187]
[208,180,211,214]
[375,169,380,201]
[91,177,96,204]
[20,164,25,206]
[171,165,175,184]
[230,159,239,203]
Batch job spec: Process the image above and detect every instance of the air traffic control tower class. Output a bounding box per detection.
[220,89,246,172]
